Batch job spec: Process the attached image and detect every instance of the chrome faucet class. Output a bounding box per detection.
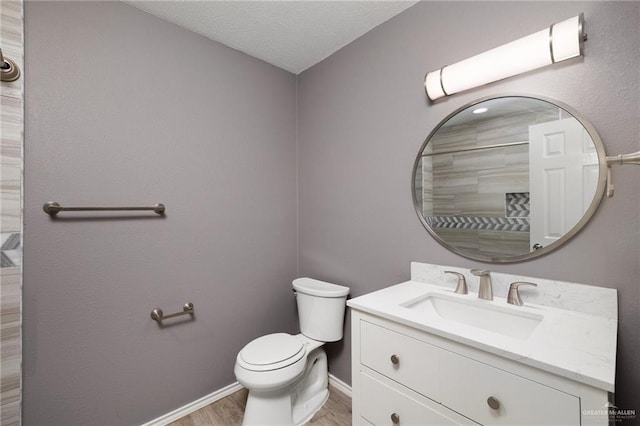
[470,269,492,300]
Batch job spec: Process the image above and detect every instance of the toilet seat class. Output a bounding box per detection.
[237,333,306,372]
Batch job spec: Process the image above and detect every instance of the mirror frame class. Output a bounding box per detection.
[412,94,608,263]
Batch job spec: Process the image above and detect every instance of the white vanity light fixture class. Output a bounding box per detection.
[424,14,586,101]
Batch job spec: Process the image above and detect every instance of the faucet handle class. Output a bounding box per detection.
[444,271,468,294]
[507,282,538,306]
[470,269,490,276]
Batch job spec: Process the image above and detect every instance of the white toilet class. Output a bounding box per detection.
[234,277,350,426]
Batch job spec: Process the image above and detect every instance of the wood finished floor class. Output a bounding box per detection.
[169,385,352,426]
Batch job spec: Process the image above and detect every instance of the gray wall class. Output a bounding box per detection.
[24,2,297,425]
[23,1,640,424]
[298,0,640,410]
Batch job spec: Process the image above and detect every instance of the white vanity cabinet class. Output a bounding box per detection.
[350,311,611,426]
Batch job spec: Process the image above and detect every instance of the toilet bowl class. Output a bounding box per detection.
[234,278,349,426]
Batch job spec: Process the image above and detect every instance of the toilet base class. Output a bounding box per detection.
[241,348,328,426]
[242,387,295,426]
[292,388,328,425]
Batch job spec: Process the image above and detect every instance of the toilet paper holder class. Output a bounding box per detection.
[151,302,194,322]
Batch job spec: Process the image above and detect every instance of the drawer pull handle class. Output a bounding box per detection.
[487,396,501,410]
[390,354,400,365]
[390,412,400,424]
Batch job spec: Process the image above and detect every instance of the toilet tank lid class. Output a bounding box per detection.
[293,278,350,298]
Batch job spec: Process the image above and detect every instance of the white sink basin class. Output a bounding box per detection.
[348,278,618,392]
[400,293,543,339]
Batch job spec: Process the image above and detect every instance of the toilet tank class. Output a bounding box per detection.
[293,278,350,342]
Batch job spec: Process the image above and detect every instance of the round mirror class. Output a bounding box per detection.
[412,95,607,263]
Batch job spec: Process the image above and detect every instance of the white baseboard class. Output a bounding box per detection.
[140,381,244,426]
[141,374,352,426]
[328,373,352,398]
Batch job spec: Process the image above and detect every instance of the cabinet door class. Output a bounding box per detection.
[440,351,580,425]
[360,372,477,426]
[360,320,441,401]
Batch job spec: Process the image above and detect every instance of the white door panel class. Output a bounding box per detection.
[529,118,598,250]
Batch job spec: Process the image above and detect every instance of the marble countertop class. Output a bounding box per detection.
[348,280,617,392]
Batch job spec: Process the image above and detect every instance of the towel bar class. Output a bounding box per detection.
[43,201,165,216]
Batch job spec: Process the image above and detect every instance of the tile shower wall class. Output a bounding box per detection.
[0,1,23,425]
[419,108,557,256]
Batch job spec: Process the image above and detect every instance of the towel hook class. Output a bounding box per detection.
[0,48,20,82]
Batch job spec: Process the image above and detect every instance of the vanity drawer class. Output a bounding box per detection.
[360,371,477,426]
[360,320,440,401]
[440,351,580,425]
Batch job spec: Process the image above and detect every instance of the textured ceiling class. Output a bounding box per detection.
[125,1,418,74]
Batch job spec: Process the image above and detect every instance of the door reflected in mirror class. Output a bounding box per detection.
[413,96,607,263]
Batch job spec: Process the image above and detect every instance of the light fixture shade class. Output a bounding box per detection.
[425,14,584,101]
